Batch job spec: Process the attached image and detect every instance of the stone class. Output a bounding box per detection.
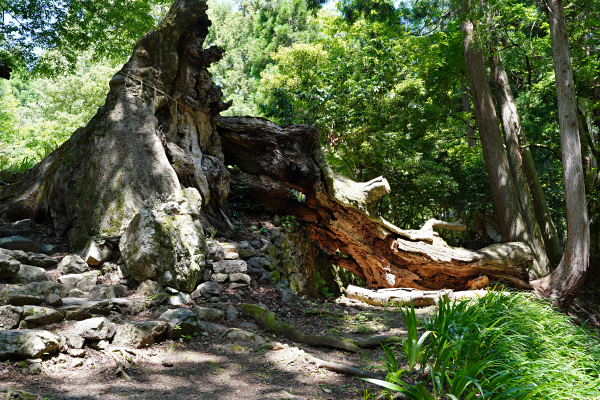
[45,294,62,307]
[191,281,222,299]
[57,271,98,292]
[83,240,114,266]
[119,200,207,292]
[193,306,225,322]
[59,298,112,320]
[74,317,116,340]
[0,236,42,253]
[40,244,54,254]
[25,253,58,269]
[225,329,266,345]
[28,362,42,374]
[68,348,86,357]
[221,243,239,260]
[159,308,198,340]
[91,284,128,299]
[89,339,110,350]
[212,259,247,275]
[13,219,36,230]
[69,335,85,349]
[240,321,260,331]
[226,305,238,321]
[22,306,64,326]
[13,265,50,284]
[212,273,228,283]
[0,330,60,359]
[109,298,145,314]
[237,241,257,259]
[71,358,83,368]
[0,289,44,306]
[0,253,20,279]
[68,289,86,297]
[57,255,89,274]
[197,321,228,333]
[281,288,302,307]
[201,268,212,282]
[247,256,277,272]
[229,273,251,285]
[274,237,290,250]
[167,292,191,306]
[260,242,279,259]
[137,280,166,304]
[229,282,248,289]
[117,264,129,279]
[112,320,168,348]
[23,281,68,298]
[0,306,22,331]
[207,240,225,261]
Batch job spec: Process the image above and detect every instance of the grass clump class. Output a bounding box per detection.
[366,291,600,399]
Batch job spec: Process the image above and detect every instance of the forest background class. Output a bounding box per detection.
[1,0,598,271]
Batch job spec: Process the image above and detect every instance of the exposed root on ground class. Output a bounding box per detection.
[243,304,405,353]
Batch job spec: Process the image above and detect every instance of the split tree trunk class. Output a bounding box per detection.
[219,116,532,290]
[533,0,590,309]
[490,51,555,273]
[0,0,231,247]
[460,9,542,276]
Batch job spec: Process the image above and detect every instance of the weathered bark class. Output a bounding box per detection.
[0,0,231,247]
[490,51,553,276]
[533,0,590,309]
[460,12,533,255]
[219,116,532,290]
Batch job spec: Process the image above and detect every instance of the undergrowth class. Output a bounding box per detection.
[366,291,600,399]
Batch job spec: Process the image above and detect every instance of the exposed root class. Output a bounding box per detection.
[243,304,361,352]
[242,304,405,353]
[105,347,138,379]
[278,346,383,379]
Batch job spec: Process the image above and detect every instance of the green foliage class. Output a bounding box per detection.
[313,271,334,298]
[0,52,116,171]
[366,292,600,399]
[280,215,298,232]
[1,0,171,70]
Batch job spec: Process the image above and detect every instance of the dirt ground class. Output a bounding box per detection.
[0,285,426,400]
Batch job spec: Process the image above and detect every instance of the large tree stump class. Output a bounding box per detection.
[0,0,230,247]
[219,117,532,290]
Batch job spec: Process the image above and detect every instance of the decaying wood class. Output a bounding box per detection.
[220,117,532,290]
[345,285,499,307]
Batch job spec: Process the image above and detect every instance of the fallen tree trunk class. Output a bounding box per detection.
[220,117,532,290]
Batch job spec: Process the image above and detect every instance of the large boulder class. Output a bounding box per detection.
[120,189,207,293]
[0,330,60,359]
[57,271,98,292]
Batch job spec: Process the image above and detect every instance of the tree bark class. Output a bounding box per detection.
[490,51,554,276]
[219,116,532,290]
[533,0,590,309]
[0,0,231,247]
[460,6,536,270]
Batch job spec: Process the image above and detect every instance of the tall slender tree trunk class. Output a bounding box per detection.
[533,0,590,309]
[460,8,536,272]
[490,52,554,275]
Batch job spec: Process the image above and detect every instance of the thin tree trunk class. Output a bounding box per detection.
[490,51,553,276]
[533,0,590,309]
[460,9,533,251]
